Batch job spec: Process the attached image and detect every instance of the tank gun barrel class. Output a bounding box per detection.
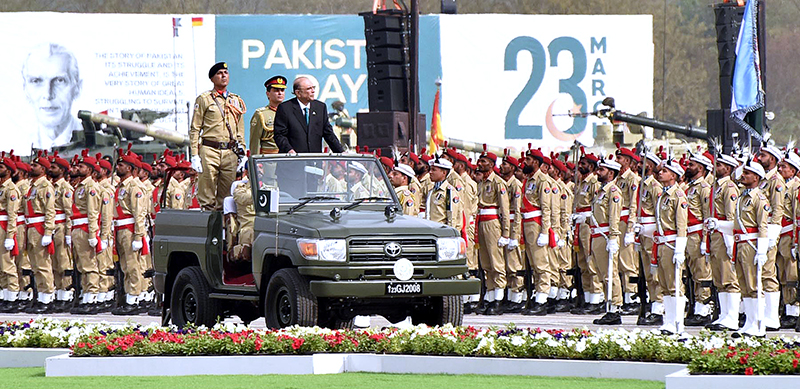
[78,110,190,146]
[598,109,708,140]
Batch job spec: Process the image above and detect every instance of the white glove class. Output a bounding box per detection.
[236,158,248,173]
[606,239,619,254]
[65,235,72,247]
[4,238,13,251]
[755,237,768,266]
[497,237,510,247]
[624,232,635,247]
[767,224,781,248]
[704,218,718,232]
[41,234,52,247]
[132,239,143,252]
[650,263,658,275]
[88,238,98,248]
[557,239,566,248]
[507,239,519,250]
[673,236,687,265]
[191,155,203,173]
[571,214,587,224]
[536,233,548,247]
[101,240,108,252]
[700,243,707,256]
[632,223,642,234]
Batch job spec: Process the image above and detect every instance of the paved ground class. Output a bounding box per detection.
[2,310,799,336]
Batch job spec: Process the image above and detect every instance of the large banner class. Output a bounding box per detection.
[0,13,214,155]
[215,15,441,143]
[439,14,653,152]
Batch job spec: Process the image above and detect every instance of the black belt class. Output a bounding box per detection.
[201,138,236,150]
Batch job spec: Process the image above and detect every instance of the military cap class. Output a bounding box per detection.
[264,75,288,89]
[208,62,227,78]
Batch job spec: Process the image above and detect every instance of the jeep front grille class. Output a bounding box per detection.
[348,238,437,262]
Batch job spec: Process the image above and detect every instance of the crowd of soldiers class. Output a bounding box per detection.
[0,147,200,316]
[384,141,800,336]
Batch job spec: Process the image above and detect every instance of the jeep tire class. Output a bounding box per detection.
[170,266,221,328]
[265,268,318,328]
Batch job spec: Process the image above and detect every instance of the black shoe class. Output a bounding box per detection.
[70,303,99,315]
[25,301,55,314]
[463,302,474,315]
[484,301,503,316]
[546,298,557,314]
[685,314,712,327]
[8,300,30,313]
[505,301,525,314]
[554,299,572,313]
[586,303,606,315]
[620,303,640,316]
[472,302,487,315]
[780,316,798,329]
[705,322,736,331]
[147,304,162,317]
[593,312,622,325]
[766,326,780,332]
[521,302,548,316]
[570,303,594,315]
[111,302,141,315]
[738,313,746,328]
[637,313,663,326]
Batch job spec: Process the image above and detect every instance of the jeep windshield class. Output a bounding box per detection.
[252,155,395,207]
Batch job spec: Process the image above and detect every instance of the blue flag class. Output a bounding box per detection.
[730,0,764,140]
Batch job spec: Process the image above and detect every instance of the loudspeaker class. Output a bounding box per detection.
[356,112,426,154]
[368,79,408,112]
[441,0,457,14]
[714,3,746,110]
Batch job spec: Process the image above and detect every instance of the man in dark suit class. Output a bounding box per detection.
[273,77,344,154]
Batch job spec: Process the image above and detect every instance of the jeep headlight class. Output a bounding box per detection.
[297,239,347,262]
[437,237,466,261]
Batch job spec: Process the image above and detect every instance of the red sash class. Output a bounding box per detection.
[25,186,54,255]
[71,202,102,254]
[0,210,19,256]
[114,186,149,255]
[651,230,677,265]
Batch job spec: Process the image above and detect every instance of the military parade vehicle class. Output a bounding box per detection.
[151,153,479,329]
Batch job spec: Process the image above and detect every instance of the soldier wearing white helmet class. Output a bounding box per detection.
[776,149,800,329]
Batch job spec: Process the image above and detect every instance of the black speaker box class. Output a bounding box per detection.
[356,111,426,153]
[368,78,408,112]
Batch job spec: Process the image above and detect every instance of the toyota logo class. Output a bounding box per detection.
[384,242,402,257]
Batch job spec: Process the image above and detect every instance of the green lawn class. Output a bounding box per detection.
[1,368,664,389]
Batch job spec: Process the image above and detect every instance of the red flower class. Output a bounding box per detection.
[793,359,798,369]
[106,344,117,352]
[76,342,85,349]
[254,336,262,351]
[292,338,304,350]
[745,367,753,375]
[739,356,747,365]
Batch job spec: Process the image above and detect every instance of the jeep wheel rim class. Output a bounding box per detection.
[182,286,198,323]
[276,286,292,327]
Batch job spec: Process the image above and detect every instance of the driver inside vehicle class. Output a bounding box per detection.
[347,161,371,200]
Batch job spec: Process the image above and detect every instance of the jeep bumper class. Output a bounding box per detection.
[308,278,481,297]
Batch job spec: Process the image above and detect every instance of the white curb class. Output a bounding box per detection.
[666,368,800,389]
[0,348,71,368]
[45,352,686,381]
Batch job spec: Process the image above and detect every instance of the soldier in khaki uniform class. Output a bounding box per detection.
[474,151,510,315]
[614,147,642,314]
[249,75,286,154]
[777,151,800,328]
[389,164,418,216]
[520,149,553,316]
[683,153,714,326]
[636,151,665,325]
[24,154,57,313]
[94,158,116,311]
[550,159,573,312]
[0,155,21,313]
[590,157,624,325]
[756,145,785,330]
[12,159,32,309]
[112,151,148,315]
[654,160,689,334]
[570,152,604,314]
[499,155,524,312]
[190,62,247,211]
[166,166,191,209]
[69,153,102,314]
[48,153,74,312]
[136,162,156,307]
[704,154,742,331]
[733,161,769,337]
[424,157,464,231]
[454,153,480,308]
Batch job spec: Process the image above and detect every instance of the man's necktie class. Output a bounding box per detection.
[304,107,309,125]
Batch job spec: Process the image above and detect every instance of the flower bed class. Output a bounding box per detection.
[2,318,800,375]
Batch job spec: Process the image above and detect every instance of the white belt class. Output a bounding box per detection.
[508,213,514,221]
[522,210,542,219]
[591,226,610,235]
[734,233,758,242]
[639,216,655,224]
[54,214,66,221]
[620,209,630,217]
[72,218,89,226]
[478,209,498,216]
[16,215,25,223]
[576,211,592,218]
[0,216,7,222]
[26,216,45,224]
[113,218,135,227]
[687,224,703,234]
[780,224,794,235]
[654,234,677,244]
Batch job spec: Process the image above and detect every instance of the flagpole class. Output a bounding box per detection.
[173,25,179,134]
